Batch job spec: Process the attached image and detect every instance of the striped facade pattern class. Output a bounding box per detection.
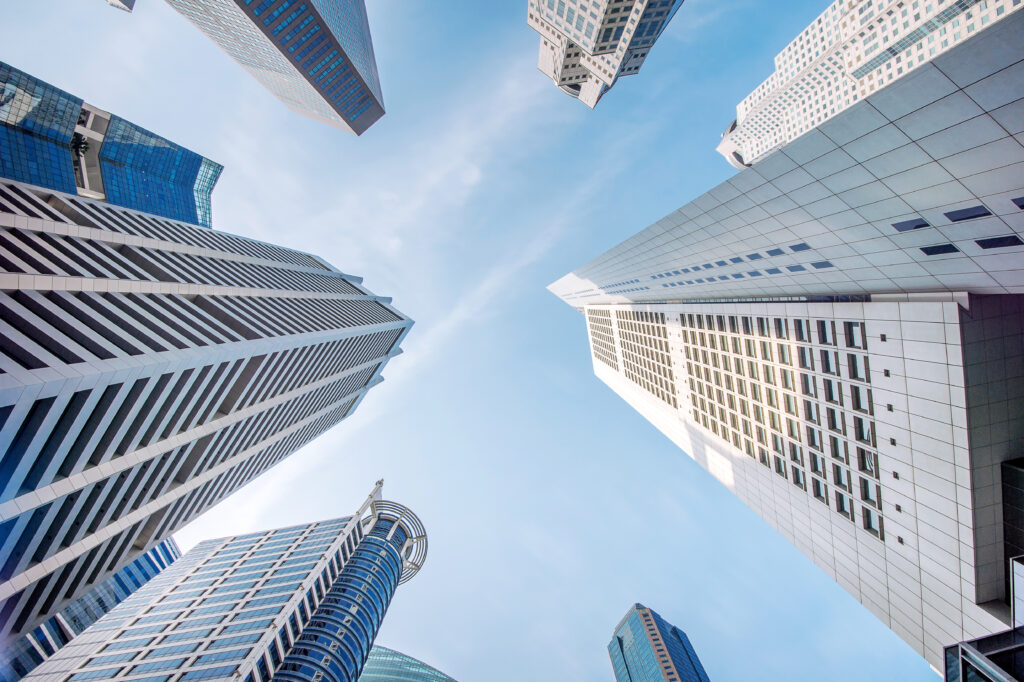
[21,485,426,682]
[0,178,412,647]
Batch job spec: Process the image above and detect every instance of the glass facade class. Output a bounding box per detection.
[0,61,221,226]
[0,538,181,682]
[20,487,427,682]
[0,61,82,194]
[358,646,455,682]
[608,604,711,682]
[98,116,223,227]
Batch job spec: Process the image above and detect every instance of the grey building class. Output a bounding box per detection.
[21,482,428,682]
[550,9,1024,671]
[0,175,412,649]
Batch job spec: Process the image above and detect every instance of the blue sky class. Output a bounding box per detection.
[5,1,940,679]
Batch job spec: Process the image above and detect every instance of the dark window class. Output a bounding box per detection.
[787,265,806,272]
[892,218,929,232]
[767,248,785,256]
[766,268,781,274]
[976,236,1023,249]
[716,260,727,266]
[730,257,743,263]
[811,261,833,269]
[1012,197,1024,210]
[790,242,811,252]
[944,205,991,222]
[732,273,744,279]
[920,244,958,255]
[747,253,763,260]
[748,271,762,277]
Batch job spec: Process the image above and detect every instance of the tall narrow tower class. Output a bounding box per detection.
[609,604,711,682]
[0,176,412,649]
[21,482,428,682]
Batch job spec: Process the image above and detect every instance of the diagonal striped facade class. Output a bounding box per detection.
[0,177,412,648]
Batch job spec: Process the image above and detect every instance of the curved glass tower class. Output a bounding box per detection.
[21,483,428,682]
[359,646,456,682]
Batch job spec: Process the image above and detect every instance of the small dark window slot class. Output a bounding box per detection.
[892,218,929,232]
[944,205,991,222]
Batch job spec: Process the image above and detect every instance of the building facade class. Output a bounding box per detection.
[0,176,412,649]
[717,0,1024,169]
[159,0,385,135]
[551,10,1024,671]
[608,603,710,682]
[0,61,223,227]
[527,0,685,108]
[358,646,455,682]
[21,482,428,682]
[0,537,180,682]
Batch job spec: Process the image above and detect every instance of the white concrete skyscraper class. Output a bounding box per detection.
[551,11,1024,670]
[0,175,412,651]
[716,0,1024,169]
[527,0,685,108]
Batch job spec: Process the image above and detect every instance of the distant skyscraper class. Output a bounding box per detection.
[0,61,222,226]
[527,0,685,108]
[551,10,1024,672]
[359,646,456,682]
[608,604,710,682]
[159,0,385,134]
[0,538,180,682]
[716,0,1024,168]
[21,482,428,682]
[0,175,412,650]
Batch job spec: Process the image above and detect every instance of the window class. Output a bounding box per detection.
[944,205,991,222]
[976,236,1023,249]
[835,492,852,517]
[921,243,958,256]
[892,217,929,231]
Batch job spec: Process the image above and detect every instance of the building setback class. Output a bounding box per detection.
[716,0,1024,169]
[527,0,685,108]
[0,62,223,227]
[608,604,711,682]
[21,482,428,682]
[0,176,412,649]
[154,0,386,135]
[0,537,180,682]
[550,10,1024,671]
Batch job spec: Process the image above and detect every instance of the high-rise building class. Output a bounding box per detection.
[551,10,1024,671]
[21,482,428,682]
[0,538,180,682]
[156,0,385,135]
[716,0,1024,169]
[527,0,685,108]
[0,175,412,649]
[358,646,456,682]
[0,61,223,227]
[608,603,711,682]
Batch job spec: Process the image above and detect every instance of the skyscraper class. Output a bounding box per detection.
[159,0,385,135]
[608,604,711,682]
[551,10,1024,671]
[359,646,456,682]
[716,0,1024,169]
[0,61,223,227]
[0,538,180,682]
[21,482,428,682]
[527,0,685,108]
[0,175,412,649]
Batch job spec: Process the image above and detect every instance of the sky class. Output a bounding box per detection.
[4,1,941,680]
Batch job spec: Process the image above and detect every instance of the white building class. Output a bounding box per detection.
[551,10,1024,671]
[717,0,1024,169]
[527,0,685,108]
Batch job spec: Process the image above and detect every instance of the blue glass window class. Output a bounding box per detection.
[921,244,959,255]
[787,265,806,272]
[790,242,811,252]
[811,261,834,269]
[944,205,991,222]
[767,248,784,256]
[976,236,1023,249]
[892,218,929,232]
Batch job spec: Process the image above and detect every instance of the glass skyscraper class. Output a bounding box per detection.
[159,0,385,135]
[358,646,456,682]
[21,483,428,682]
[0,538,180,682]
[0,61,223,227]
[0,174,412,650]
[608,604,710,682]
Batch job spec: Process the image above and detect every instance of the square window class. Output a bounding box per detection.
[790,242,811,252]
[767,248,785,256]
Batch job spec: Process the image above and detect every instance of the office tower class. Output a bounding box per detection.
[608,604,711,682]
[527,0,685,108]
[0,538,179,682]
[550,10,1024,671]
[0,61,222,227]
[158,0,385,135]
[717,0,1024,169]
[21,482,427,682]
[358,646,456,682]
[0,175,412,650]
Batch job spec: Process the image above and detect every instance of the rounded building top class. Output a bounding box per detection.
[372,499,428,584]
